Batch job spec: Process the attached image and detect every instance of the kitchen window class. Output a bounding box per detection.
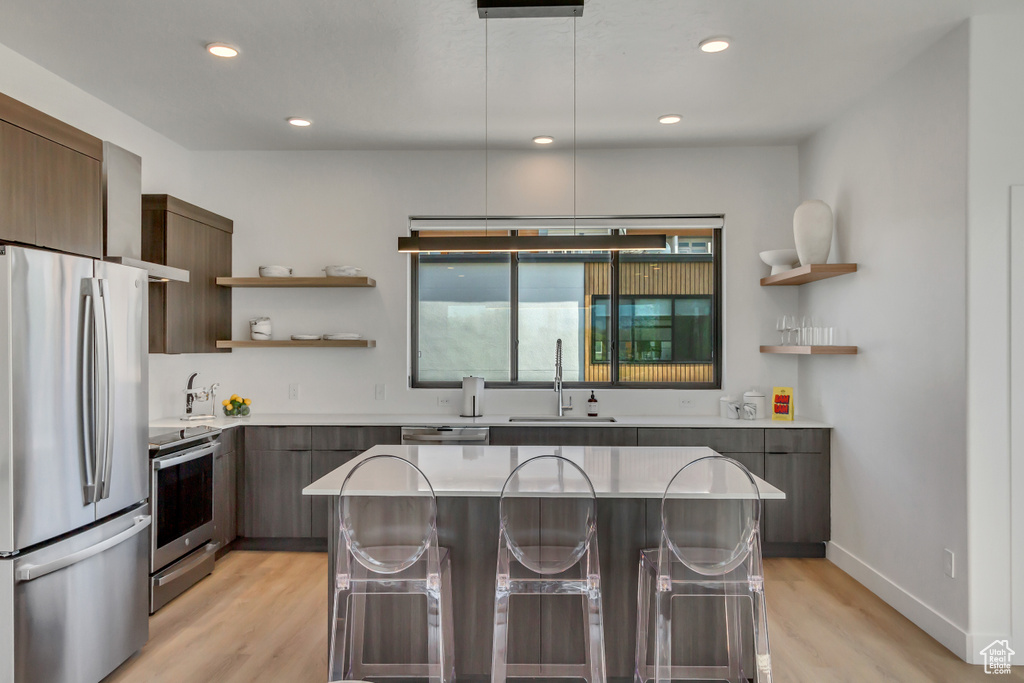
[410,217,722,389]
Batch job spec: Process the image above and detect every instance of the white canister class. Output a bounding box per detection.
[720,396,740,420]
[743,391,767,419]
[249,317,272,340]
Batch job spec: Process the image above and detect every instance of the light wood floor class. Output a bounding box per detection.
[104,551,1021,683]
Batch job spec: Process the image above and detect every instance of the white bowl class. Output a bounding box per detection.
[259,265,292,277]
[250,331,272,341]
[291,334,322,341]
[324,265,362,277]
[759,249,800,275]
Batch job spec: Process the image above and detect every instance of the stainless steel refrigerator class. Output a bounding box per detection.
[0,245,150,683]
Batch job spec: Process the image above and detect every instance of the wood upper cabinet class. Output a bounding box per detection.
[0,93,103,258]
[143,194,233,354]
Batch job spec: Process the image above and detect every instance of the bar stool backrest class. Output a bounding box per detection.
[499,454,597,575]
[339,454,439,574]
[660,455,761,577]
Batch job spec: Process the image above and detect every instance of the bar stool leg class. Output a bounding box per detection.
[328,579,350,682]
[586,586,607,683]
[348,563,368,680]
[634,555,651,683]
[724,580,745,683]
[427,578,443,683]
[491,586,511,683]
[654,583,672,683]
[442,558,455,682]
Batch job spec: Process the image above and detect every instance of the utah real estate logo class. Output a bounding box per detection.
[980,640,1015,675]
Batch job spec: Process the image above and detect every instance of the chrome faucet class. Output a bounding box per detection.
[555,339,572,417]
[182,373,219,421]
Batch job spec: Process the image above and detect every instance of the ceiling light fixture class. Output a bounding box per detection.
[699,37,731,53]
[399,2,666,254]
[658,114,682,125]
[206,43,239,58]
[287,117,312,127]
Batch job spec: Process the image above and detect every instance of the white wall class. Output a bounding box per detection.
[148,145,802,418]
[965,13,1024,663]
[798,24,970,656]
[0,43,192,198]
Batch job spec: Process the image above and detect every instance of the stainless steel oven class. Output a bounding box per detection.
[148,426,220,612]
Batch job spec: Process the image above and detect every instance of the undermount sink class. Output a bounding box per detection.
[508,416,617,422]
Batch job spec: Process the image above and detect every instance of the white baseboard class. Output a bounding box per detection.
[826,541,971,661]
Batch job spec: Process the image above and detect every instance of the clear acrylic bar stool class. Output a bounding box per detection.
[328,454,455,682]
[634,455,772,683]
[491,454,607,683]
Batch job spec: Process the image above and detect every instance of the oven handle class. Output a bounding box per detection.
[153,443,218,470]
[154,542,219,587]
[17,515,151,582]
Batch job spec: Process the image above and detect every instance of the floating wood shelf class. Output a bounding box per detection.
[216,339,376,349]
[216,276,376,288]
[760,263,857,286]
[760,345,858,355]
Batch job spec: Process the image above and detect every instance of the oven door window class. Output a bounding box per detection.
[155,454,213,549]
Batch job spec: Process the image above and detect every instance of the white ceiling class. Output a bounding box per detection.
[0,0,1018,151]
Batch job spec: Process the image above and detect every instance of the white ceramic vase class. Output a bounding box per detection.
[793,200,834,266]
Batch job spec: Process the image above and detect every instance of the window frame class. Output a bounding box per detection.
[409,221,722,390]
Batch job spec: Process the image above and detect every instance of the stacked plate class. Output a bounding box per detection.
[290,334,322,341]
[324,333,362,341]
[323,266,362,277]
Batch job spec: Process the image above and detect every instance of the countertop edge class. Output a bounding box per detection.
[151,413,832,430]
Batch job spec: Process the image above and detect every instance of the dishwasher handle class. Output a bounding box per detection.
[403,433,489,443]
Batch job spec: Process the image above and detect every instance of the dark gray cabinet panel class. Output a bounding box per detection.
[437,498,501,676]
[310,450,359,539]
[765,428,829,454]
[214,449,238,551]
[242,450,312,538]
[312,426,401,450]
[637,427,764,453]
[593,498,647,675]
[489,426,637,447]
[245,426,311,451]
[764,452,830,544]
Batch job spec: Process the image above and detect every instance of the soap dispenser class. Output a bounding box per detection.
[587,391,599,417]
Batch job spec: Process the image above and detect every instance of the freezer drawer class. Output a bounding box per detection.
[1,505,150,683]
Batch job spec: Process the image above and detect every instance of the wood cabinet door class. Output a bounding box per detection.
[33,136,102,258]
[764,452,830,544]
[214,450,239,549]
[0,120,37,246]
[242,450,312,538]
[163,212,199,352]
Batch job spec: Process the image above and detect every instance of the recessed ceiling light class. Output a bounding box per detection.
[533,136,554,145]
[699,37,730,53]
[207,43,239,58]
[287,117,312,127]
[658,114,682,125]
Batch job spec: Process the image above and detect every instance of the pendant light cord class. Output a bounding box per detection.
[485,14,489,237]
[573,13,577,236]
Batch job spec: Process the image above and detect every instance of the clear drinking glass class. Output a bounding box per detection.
[776,316,787,345]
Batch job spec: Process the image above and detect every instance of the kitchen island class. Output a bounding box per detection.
[304,444,783,679]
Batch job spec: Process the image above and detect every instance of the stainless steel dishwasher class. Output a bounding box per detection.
[401,426,490,445]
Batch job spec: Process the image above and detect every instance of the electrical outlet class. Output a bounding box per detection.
[375,384,386,401]
[680,398,695,409]
[944,549,955,578]
[437,396,451,407]
[288,383,300,401]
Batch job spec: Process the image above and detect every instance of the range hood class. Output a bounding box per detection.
[102,141,189,283]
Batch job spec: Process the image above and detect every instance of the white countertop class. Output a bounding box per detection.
[302,445,785,500]
[151,412,831,430]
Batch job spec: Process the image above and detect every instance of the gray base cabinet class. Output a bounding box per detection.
[638,426,830,556]
[213,427,242,558]
[240,426,401,542]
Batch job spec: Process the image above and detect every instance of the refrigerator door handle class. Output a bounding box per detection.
[98,279,116,500]
[15,515,151,582]
[80,286,97,504]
